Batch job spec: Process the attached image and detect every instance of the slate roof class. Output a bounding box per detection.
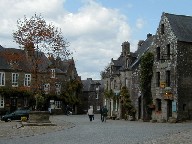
[131,35,154,69]
[0,48,32,72]
[0,45,3,50]
[165,13,192,42]
[82,78,104,92]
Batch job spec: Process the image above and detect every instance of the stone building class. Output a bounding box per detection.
[0,46,80,115]
[81,78,104,114]
[150,12,192,122]
[101,42,137,119]
[131,34,154,120]
[102,12,192,122]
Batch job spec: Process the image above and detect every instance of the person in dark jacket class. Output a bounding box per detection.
[100,106,104,121]
[102,106,108,122]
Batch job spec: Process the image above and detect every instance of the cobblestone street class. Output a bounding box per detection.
[0,114,192,144]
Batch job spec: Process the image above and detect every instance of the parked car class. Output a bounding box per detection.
[1,109,30,122]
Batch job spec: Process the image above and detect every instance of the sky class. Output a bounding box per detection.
[0,0,191,80]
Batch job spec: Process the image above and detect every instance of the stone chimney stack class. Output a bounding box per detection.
[121,41,130,56]
[147,33,152,38]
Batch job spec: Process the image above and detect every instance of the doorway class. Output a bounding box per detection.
[138,97,141,119]
[10,97,17,112]
[167,100,172,120]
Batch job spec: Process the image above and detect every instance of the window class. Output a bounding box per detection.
[114,80,116,89]
[156,47,160,61]
[44,83,50,94]
[24,74,31,86]
[156,99,161,111]
[156,72,160,87]
[167,44,171,59]
[51,69,55,78]
[126,59,130,68]
[55,101,62,109]
[0,72,5,86]
[166,70,171,87]
[183,104,186,111]
[161,24,165,34]
[0,95,4,108]
[96,93,99,99]
[12,73,19,87]
[55,84,61,95]
[24,97,28,107]
[125,78,128,87]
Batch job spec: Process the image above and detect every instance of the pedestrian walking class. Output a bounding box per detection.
[100,106,104,121]
[87,106,94,121]
[102,106,108,122]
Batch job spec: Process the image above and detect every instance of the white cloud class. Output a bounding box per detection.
[136,18,145,29]
[0,0,132,80]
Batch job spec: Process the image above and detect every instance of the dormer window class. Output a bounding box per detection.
[161,24,165,34]
[126,59,130,68]
[51,69,55,78]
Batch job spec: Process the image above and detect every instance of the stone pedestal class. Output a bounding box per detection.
[22,111,56,126]
[29,111,51,123]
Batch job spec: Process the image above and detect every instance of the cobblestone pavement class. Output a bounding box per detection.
[0,114,192,144]
[0,115,75,139]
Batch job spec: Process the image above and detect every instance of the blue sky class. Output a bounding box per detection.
[0,0,191,80]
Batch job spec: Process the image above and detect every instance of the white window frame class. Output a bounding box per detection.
[0,95,4,108]
[12,73,19,87]
[55,84,61,95]
[96,93,99,99]
[44,83,50,94]
[0,72,5,86]
[55,101,62,109]
[24,74,31,87]
[51,69,55,78]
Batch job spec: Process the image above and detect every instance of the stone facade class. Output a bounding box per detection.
[0,46,80,115]
[150,13,192,122]
[102,12,192,122]
[82,78,104,114]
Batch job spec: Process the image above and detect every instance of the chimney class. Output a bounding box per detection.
[121,41,130,56]
[147,33,152,38]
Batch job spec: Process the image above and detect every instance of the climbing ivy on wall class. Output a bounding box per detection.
[104,89,114,99]
[120,86,136,118]
[140,52,154,104]
[140,52,154,120]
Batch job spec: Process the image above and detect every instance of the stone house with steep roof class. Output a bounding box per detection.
[82,78,104,114]
[102,12,192,122]
[102,41,137,119]
[0,46,80,115]
[130,34,154,120]
[150,12,192,122]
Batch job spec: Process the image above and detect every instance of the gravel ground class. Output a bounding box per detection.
[0,115,75,139]
[143,129,192,144]
[1,115,192,144]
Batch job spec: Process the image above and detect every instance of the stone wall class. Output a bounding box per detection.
[177,41,192,120]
